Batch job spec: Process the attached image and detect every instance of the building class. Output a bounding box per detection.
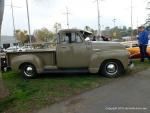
[0,36,18,49]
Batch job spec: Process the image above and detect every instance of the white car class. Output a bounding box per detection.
[19,46,33,51]
[5,46,19,52]
[5,46,34,52]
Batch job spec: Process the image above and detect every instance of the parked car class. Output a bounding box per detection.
[4,46,19,52]
[4,46,33,52]
[127,46,150,59]
[6,29,130,79]
[19,46,33,51]
[0,46,4,52]
[122,40,150,59]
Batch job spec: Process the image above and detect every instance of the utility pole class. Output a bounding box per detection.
[11,0,17,47]
[96,0,101,37]
[64,7,70,29]
[112,18,117,38]
[26,0,32,46]
[146,1,150,25]
[112,18,116,28]
[130,0,133,40]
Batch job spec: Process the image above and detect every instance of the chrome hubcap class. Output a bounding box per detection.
[105,63,118,75]
[24,66,34,77]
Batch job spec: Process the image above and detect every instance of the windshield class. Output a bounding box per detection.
[79,30,93,39]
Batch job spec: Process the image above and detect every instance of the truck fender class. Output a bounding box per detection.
[89,50,128,73]
[11,54,43,73]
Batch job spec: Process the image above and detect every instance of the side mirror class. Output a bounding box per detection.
[85,37,90,42]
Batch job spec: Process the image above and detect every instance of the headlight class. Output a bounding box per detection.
[128,52,131,58]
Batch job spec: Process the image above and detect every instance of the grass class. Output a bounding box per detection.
[0,60,150,113]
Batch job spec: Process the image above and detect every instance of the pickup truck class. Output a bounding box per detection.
[6,29,130,79]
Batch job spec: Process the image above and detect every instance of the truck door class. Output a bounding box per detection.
[57,32,91,68]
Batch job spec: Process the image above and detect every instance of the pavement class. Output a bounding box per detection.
[37,69,150,113]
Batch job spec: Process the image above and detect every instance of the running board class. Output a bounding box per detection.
[41,68,89,74]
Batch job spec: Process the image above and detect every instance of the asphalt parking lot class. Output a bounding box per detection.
[37,69,150,113]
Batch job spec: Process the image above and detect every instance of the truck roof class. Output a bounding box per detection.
[58,29,93,35]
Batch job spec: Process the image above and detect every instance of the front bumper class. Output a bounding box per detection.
[128,59,134,69]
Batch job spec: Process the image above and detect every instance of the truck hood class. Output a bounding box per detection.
[91,41,126,51]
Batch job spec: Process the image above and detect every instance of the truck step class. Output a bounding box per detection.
[42,68,89,74]
[44,66,58,70]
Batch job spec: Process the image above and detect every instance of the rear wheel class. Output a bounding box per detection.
[100,60,124,78]
[21,64,37,79]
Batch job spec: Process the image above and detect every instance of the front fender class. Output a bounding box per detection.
[11,54,43,73]
[89,50,129,73]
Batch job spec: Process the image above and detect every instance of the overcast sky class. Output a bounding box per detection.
[1,0,149,36]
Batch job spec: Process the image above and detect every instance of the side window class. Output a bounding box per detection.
[60,33,71,44]
[70,33,83,43]
[76,33,82,43]
[59,32,83,44]
[71,33,76,43]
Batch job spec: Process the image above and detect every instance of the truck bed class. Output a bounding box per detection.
[7,49,57,67]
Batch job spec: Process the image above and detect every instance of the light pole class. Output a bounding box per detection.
[26,0,32,46]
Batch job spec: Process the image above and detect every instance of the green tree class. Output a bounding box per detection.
[34,28,54,42]
[15,30,29,44]
[102,26,137,40]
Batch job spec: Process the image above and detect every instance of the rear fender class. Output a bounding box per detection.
[11,54,43,73]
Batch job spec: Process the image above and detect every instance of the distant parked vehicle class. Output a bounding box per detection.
[121,40,150,59]
[4,46,19,52]
[4,46,33,52]
[0,46,4,52]
[20,46,33,51]
[127,45,150,59]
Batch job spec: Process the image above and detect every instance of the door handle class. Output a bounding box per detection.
[61,46,67,48]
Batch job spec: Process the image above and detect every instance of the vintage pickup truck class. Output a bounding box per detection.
[6,29,130,78]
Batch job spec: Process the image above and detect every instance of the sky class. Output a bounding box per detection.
[1,0,149,36]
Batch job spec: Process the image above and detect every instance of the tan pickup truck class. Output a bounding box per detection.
[6,29,130,78]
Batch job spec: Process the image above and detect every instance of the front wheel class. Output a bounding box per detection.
[21,64,37,79]
[100,60,124,78]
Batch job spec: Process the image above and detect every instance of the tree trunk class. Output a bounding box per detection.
[0,73,9,99]
[0,0,9,99]
[0,0,4,35]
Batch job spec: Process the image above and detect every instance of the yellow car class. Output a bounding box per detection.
[127,46,150,59]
